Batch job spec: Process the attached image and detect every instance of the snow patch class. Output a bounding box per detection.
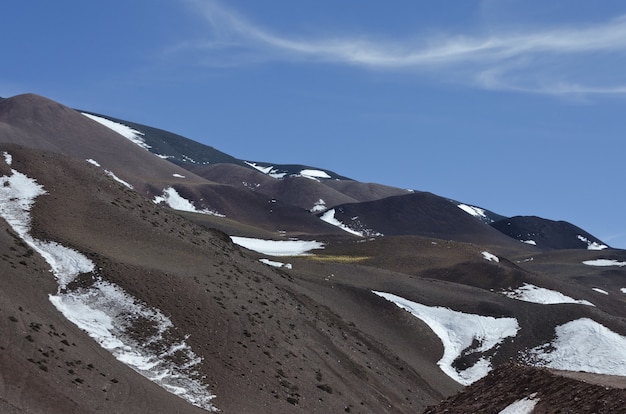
[154,187,224,217]
[592,287,609,295]
[173,173,186,178]
[457,204,487,219]
[522,318,626,376]
[320,209,365,237]
[86,159,134,190]
[0,156,216,410]
[86,158,101,167]
[502,283,594,306]
[621,288,626,294]
[245,161,273,174]
[82,113,150,150]
[49,281,215,410]
[583,259,626,267]
[498,394,539,414]
[299,169,331,180]
[310,198,327,213]
[0,164,93,288]
[577,235,608,250]
[521,240,537,245]
[373,291,519,385]
[231,236,324,256]
[259,258,292,269]
[3,151,12,165]
[105,170,134,189]
[482,251,499,262]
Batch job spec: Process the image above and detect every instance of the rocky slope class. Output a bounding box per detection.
[1,93,625,413]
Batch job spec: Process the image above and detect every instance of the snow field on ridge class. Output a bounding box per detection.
[0,153,217,411]
[82,113,150,150]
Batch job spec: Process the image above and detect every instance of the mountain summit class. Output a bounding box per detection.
[1,93,624,413]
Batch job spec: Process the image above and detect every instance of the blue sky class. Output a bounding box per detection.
[2,0,626,248]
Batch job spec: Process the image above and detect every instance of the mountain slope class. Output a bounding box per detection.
[319,191,528,247]
[491,215,608,250]
[423,363,626,413]
[1,93,625,413]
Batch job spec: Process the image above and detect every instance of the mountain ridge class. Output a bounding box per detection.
[1,92,624,413]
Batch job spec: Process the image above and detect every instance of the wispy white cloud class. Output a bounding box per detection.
[181,0,626,96]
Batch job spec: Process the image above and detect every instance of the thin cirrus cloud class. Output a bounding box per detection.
[182,0,626,96]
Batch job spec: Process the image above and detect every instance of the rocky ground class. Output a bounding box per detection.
[422,363,626,413]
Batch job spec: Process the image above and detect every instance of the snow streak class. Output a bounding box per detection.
[0,153,216,411]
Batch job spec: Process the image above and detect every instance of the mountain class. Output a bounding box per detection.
[1,93,625,413]
[491,215,608,250]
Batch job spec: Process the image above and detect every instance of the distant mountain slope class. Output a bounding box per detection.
[491,215,608,250]
[1,92,626,414]
[81,111,352,181]
[319,191,526,246]
[188,163,360,211]
[0,95,345,236]
[81,111,247,168]
[0,94,203,191]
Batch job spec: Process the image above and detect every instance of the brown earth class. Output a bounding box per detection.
[1,94,626,413]
[422,363,626,414]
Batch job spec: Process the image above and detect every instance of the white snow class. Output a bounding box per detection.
[49,281,215,410]
[523,318,626,376]
[482,251,500,262]
[498,394,539,414]
[259,258,293,269]
[621,288,626,294]
[244,161,273,174]
[85,159,134,190]
[105,170,134,189]
[82,113,150,150]
[522,240,537,245]
[577,235,609,250]
[310,198,327,213]
[0,155,216,411]
[592,287,609,295]
[3,151,13,165]
[243,162,330,180]
[502,283,595,306]
[173,173,186,178]
[231,236,324,256]
[319,209,365,237]
[269,171,287,179]
[373,291,519,385]
[583,259,626,267]
[0,164,94,288]
[458,204,488,219]
[154,187,225,217]
[299,169,331,180]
